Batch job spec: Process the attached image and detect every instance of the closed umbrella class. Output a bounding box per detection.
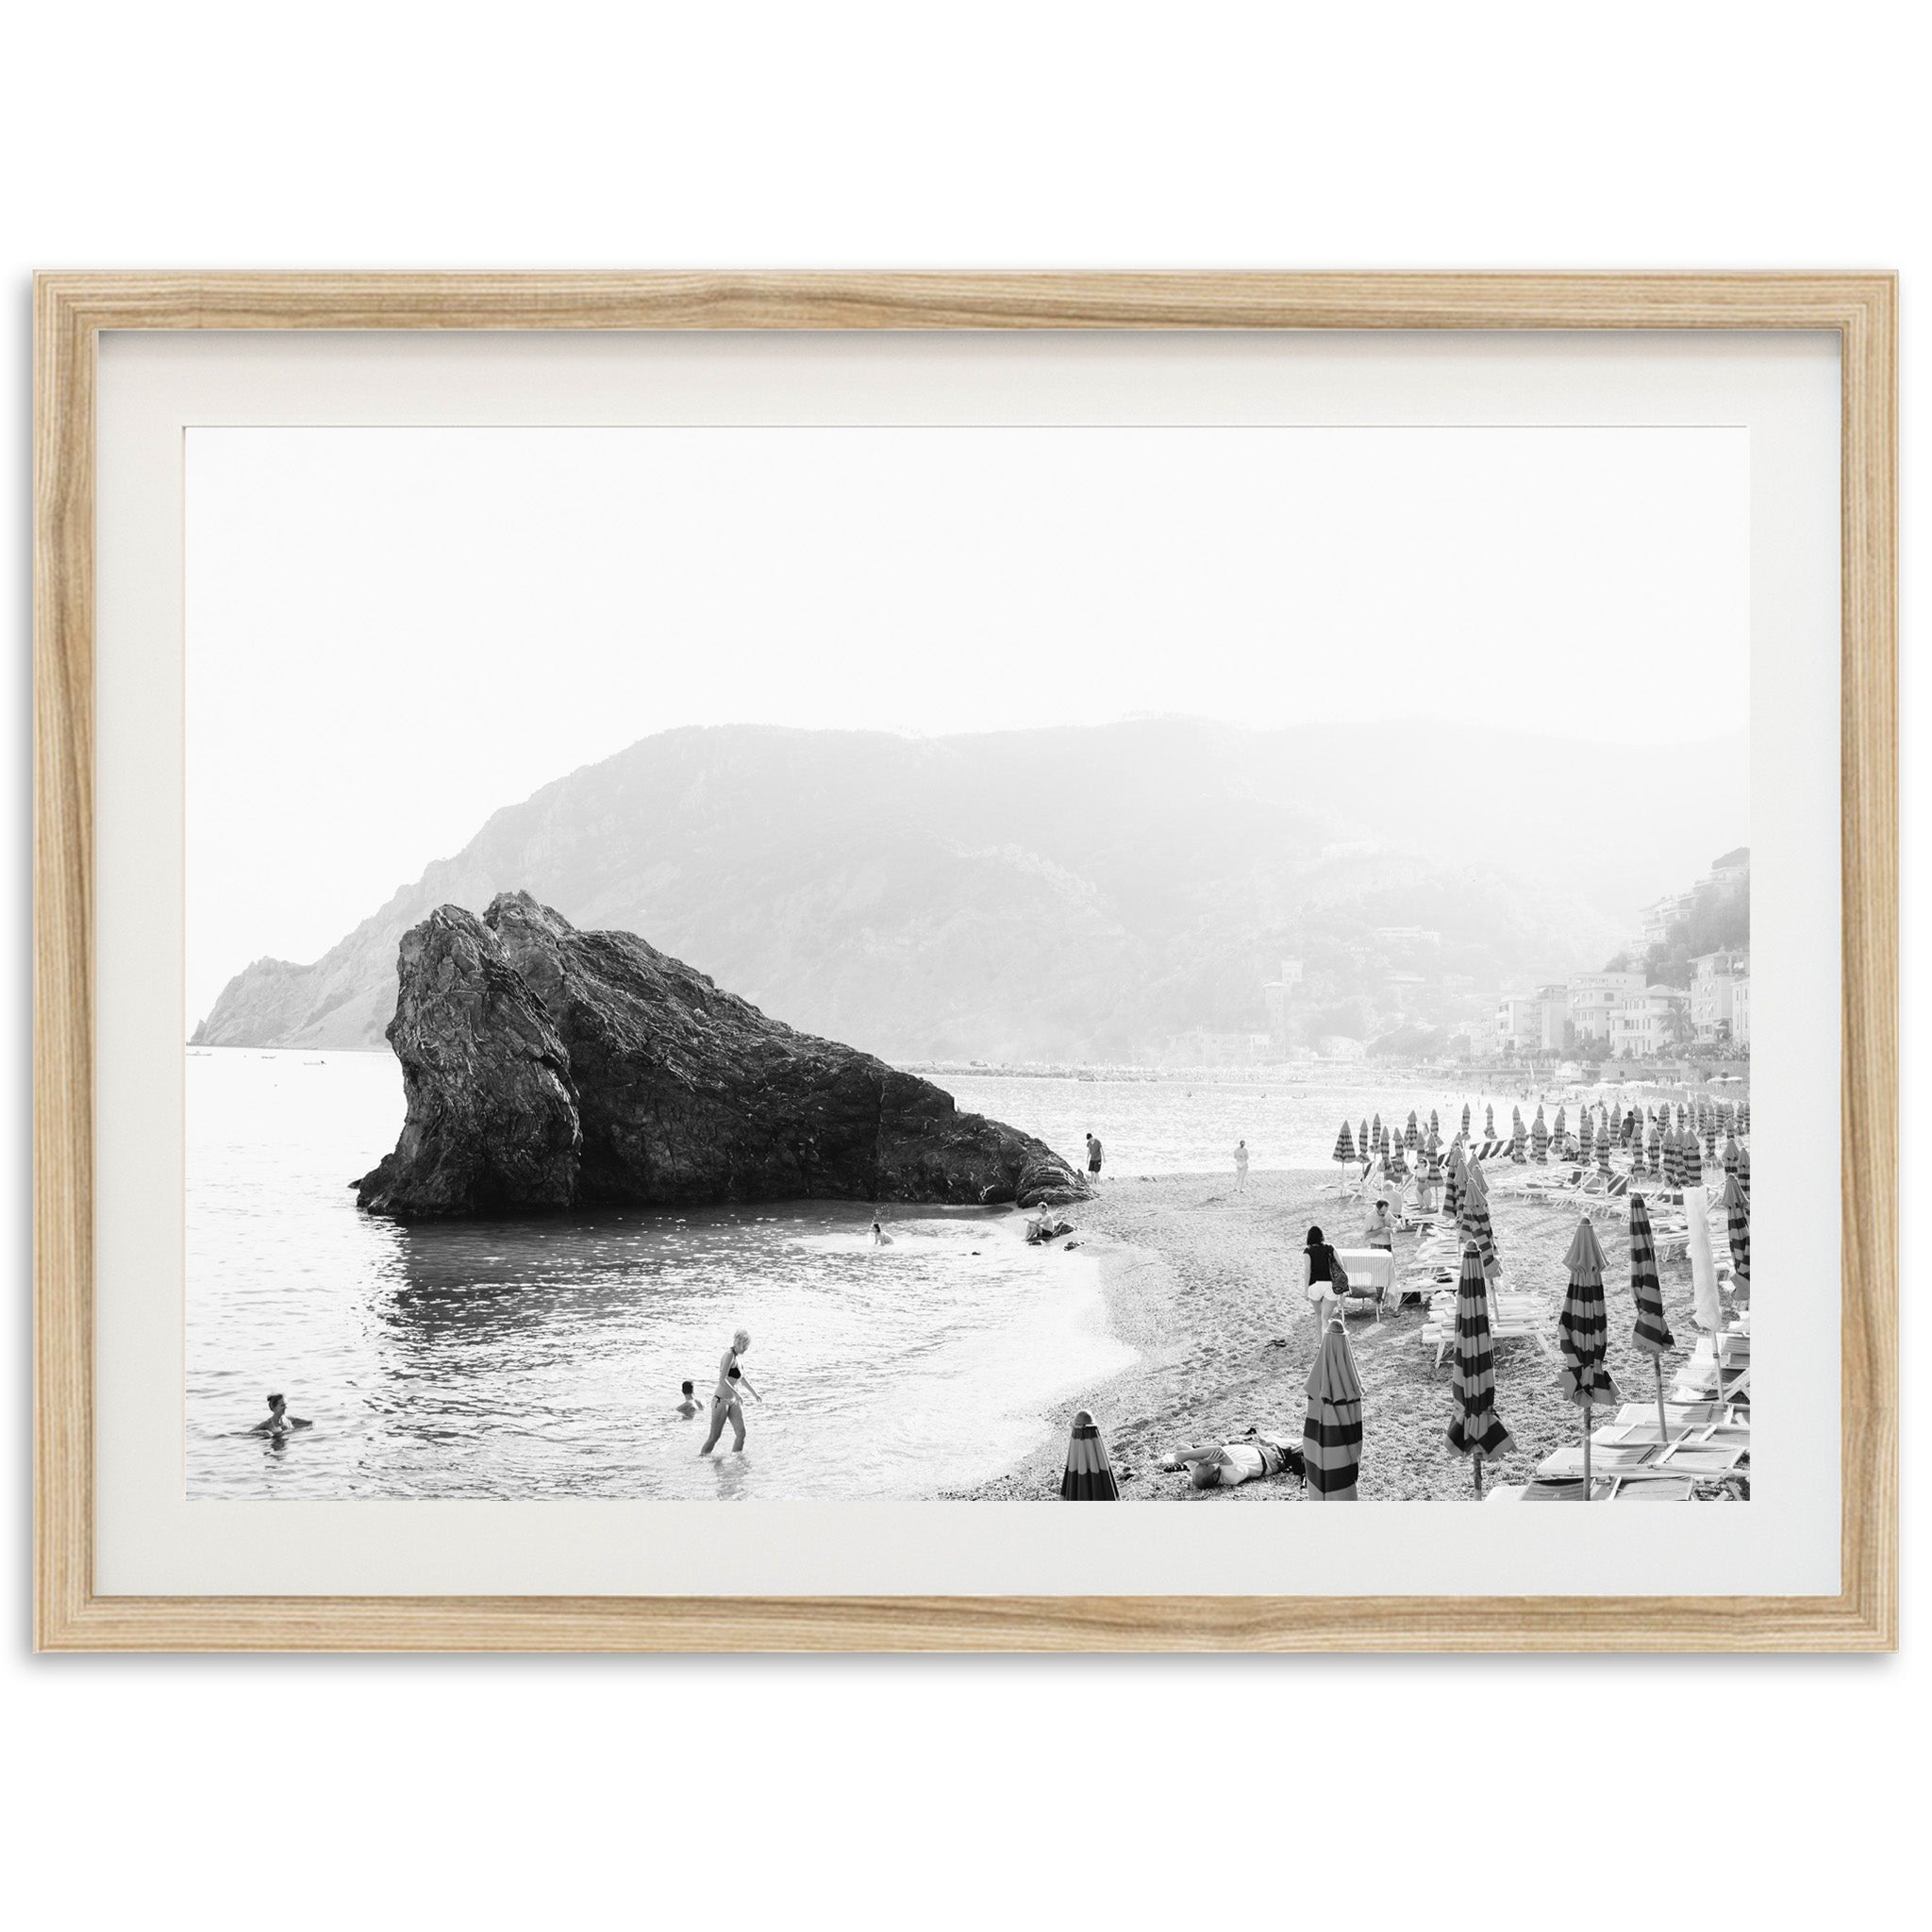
[1646,1116,1663,1178]
[1388,1135,1409,1180]
[1447,1241,1515,1495]
[1441,1144,1466,1228]
[1685,1184,1725,1407]
[1553,1104,1568,1157]
[1721,1172,1751,1295]
[1332,1120,1356,1189]
[1458,1155,1502,1287]
[1738,1142,1751,1196]
[1740,1101,1751,1134]
[1359,1119,1371,1172]
[1430,1108,1441,1137]
[1596,1112,1614,1174]
[1705,1119,1719,1166]
[1628,1192,1675,1441]
[1531,1105,1549,1163]
[1510,1111,1527,1163]
[1058,1408,1119,1500]
[1373,1111,1383,1149]
[1722,1133,1740,1176]
[1461,1103,1472,1140]
[1303,1319,1363,1500]
[1578,1108,1595,1167]
[1557,1216,1624,1499]
[1484,1103,1495,1138]
[1405,1118,1419,1153]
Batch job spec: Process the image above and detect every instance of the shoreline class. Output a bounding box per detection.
[949,1163,1720,1502]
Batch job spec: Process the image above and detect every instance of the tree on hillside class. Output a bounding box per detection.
[1603,876,1750,988]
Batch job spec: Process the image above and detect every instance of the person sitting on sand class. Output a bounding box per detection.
[1234,1139,1250,1192]
[1303,1224,1345,1324]
[247,1392,310,1437]
[675,1380,701,1419]
[700,1331,761,1456]
[870,1219,893,1246]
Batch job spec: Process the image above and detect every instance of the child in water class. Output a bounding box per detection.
[675,1380,701,1419]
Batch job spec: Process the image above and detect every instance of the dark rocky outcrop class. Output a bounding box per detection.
[355,891,1089,1220]
[352,907,581,1217]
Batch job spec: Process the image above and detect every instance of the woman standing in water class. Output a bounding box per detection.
[699,1327,762,1455]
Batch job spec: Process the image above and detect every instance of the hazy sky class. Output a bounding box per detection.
[186,425,1747,1020]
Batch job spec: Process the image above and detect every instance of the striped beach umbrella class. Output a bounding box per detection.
[1577,1108,1595,1166]
[1303,1319,1363,1501]
[1484,1103,1495,1138]
[1058,1408,1119,1500]
[1332,1119,1357,1175]
[1458,1156,1502,1286]
[1405,1118,1419,1153]
[1557,1217,1624,1496]
[1737,1142,1751,1195]
[1510,1112,1527,1163]
[1553,1104,1567,1153]
[1430,1108,1441,1137]
[1596,1115,1614,1174]
[1359,1119,1371,1167]
[1388,1135,1409,1180]
[1722,1132,1740,1175]
[1628,1193,1674,1355]
[1646,1116,1663,1178]
[1461,1103,1472,1139]
[1704,1119,1719,1167]
[1446,1241,1515,1493]
[1628,1191,1675,1441]
[1721,1171,1751,1294]
[1740,1101,1751,1134]
[1531,1105,1549,1163]
[1441,1143,1466,1227]
[1372,1111,1383,1148]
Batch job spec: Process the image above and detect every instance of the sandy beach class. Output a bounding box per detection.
[954,1164,1719,1501]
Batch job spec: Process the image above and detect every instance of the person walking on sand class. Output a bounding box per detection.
[1234,1139,1250,1192]
[1085,1133,1104,1183]
[1364,1196,1395,1255]
[1303,1224,1344,1327]
[699,1328,762,1455]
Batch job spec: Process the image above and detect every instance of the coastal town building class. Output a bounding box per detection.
[1568,969,1644,1042]
[1261,957,1305,1047]
[1733,975,1751,1047]
[1690,948,1749,1042]
[1491,992,1542,1054]
[1609,985,1690,1058]
[1535,983,1570,1050]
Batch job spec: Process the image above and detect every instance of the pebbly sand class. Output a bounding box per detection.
[951,1165,1720,1501]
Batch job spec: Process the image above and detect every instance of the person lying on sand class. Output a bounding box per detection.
[1161,1433,1303,1490]
[675,1380,701,1419]
[247,1392,310,1437]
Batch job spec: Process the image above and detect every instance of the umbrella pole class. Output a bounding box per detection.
[1473,1452,1484,1499]
[1581,1398,1593,1500]
[1655,1357,1670,1445]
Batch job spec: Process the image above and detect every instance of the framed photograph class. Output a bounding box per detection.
[35,274,1896,1651]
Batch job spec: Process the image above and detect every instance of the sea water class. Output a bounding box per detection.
[184,1050,1632,1501]
[185,1050,1135,1501]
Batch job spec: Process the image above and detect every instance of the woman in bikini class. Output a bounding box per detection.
[699,1328,762,1455]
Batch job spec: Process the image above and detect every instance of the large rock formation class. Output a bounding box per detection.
[355,891,1089,1220]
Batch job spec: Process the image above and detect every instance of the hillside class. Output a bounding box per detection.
[193,718,1746,1062]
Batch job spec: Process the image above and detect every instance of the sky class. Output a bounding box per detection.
[186,425,1748,1021]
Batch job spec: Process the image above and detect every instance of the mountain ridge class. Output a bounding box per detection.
[193,718,1746,1062]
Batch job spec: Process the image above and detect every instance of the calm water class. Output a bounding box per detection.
[185,1050,1670,1501]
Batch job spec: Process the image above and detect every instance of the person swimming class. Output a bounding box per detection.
[870,1218,893,1246]
[247,1392,311,1437]
[675,1379,701,1419]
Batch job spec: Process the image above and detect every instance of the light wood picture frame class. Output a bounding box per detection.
[34,272,1897,1652]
